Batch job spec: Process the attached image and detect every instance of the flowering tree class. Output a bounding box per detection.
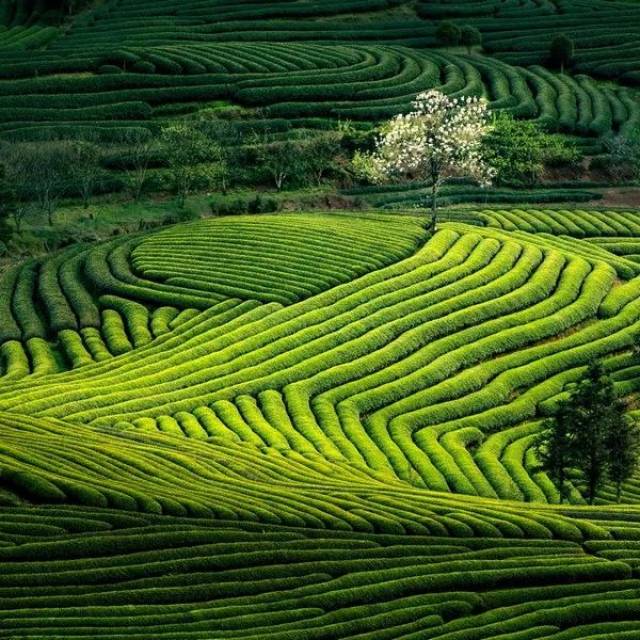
[354,90,495,231]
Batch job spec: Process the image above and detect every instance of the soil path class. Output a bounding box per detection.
[595,187,640,208]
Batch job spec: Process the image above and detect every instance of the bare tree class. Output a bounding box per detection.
[0,143,36,236]
[68,140,104,209]
[122,130,156,201]
[28,141,73,226]
[160,121,222,206]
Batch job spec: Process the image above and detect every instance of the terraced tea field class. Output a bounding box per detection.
[3,210,640,637]
[2,0,640,636]
[1,0,638,157]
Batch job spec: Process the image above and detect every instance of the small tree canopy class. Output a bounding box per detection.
[161,122,221,206]
[536,404,575,503]
[567,362,620,504]
[300,133,344,187]
[460,25,482,54]
[6,141,73,227]
[255,140,306,191]
[435,21,462,47]
[549,34,575,72]
[603,132,640,183]
[485,114,579,186]
[0,143,36,236]
[121,129,156,202]
[606,414,640,503]
[67,141,104,209]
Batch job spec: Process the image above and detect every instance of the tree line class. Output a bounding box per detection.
[1,90,639,255]
[0,120,348,252]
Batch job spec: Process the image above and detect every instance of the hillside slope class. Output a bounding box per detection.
[0,0,638,153]
[2,211,640,637]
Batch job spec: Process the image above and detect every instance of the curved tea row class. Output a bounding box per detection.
[3,210,640,637]
[2,45,638,143]
[2,212,640,505]
[0,501,638,639]
[0,213,423,378]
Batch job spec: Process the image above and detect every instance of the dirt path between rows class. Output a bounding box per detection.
[595,187,640,208]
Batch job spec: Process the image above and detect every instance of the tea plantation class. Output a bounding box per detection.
[1,0,639,151]
[2,211,640,637]
[2,0,640,637]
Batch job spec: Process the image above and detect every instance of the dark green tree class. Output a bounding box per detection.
[121,129,156,202]
[0,143,33,237]
[549,34,574,74]
[606,416,640,503]
[570,362,623,504]
[536,403,575,503]
[300,133,343,187]
[255,140,305,191]
[27,141,74,226]
[68,140,104,209]
[537,362,631,504]
[160,121,222,206]
[199,118,245,195]
[603,131,640,183]
[435,21,462,47]
[460,25,482,54]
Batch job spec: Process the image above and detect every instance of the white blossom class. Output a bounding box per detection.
[354,90,496,216]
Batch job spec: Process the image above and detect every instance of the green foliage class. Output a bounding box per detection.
[603,131,640,183]
[460,25,482,54]
[606,409,640,502]
[66,140,105,209]
[299,132,344,187]
[485,114,580,187]
[160,121,222,206]
[536,409,573,503]
[549,34,575,73]
[254,140,307,191]
[436,21,462,47]
[537,362,632,504]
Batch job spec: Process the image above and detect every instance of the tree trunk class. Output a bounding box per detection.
[81,180,93,209]
[12,212,22,237]
[617,481,622,504]
[588,468,597,505]
[428,175,439,234]
[430,180,437,217]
